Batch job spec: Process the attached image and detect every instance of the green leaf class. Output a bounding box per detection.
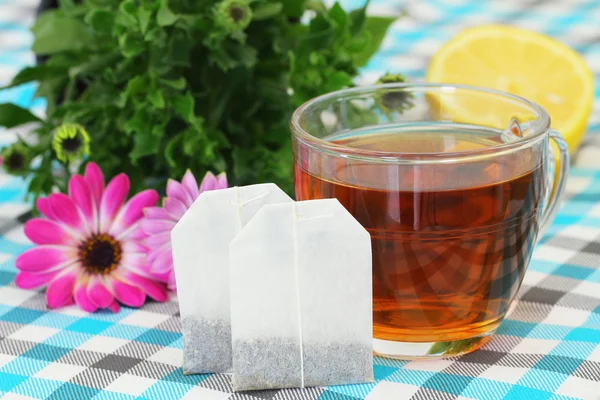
[229,43,258,69]
[253,2,283,20]
[157,0,178,27]
[0,104,42,128]
[88,0,120,6]
[130,131,160,162]
[305,0,327,14]
[119,34,145,58]
[124,76,147,100]
[165,133,183,167]
[118,1,138,27]
[4,65,65,89]
[161,77,186,90]
[328,3,347,27]
[149,90,165,109]
[172,92,195,123]
[300,15,334,52]
[349,0,369,34]
[35,77,68,115]
[282,0,304,17]
[138,8,152,35]
[209,48,237,71]
[124,108,150,135]
[164,31,192,66]
[324,70,353,90]
[32,11,94,54]
[84,9,115,34]
[68,53,121,78]
[353,16,396,67]
[58,0,76,10]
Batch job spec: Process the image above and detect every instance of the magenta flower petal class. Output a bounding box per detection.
[167,179,194,207]
[84,162,105,206]
[138,169,228,292]
[181,170,199,200]
[49,193,85,231]
[143,232,170,248]
[120,271,169,302]
[164,197,188,218]
[151,270,170,283]
[46,270,77,308]
[146,245,169,264]
[16,246,77,272]
[199,171,218,192]
[111,279,146,308]
[151,250,173,275]
[74,280,98,313]
[120,253,145,272]
[24,219,78,246]
[110,189,159,237]
[108,301,120,313]
[36,198,57,220]
[122,240,147,254]
[130,227,147,241]
[87,276,114,309]
[99,173,130,232]
[15,270,59,289]
[140,218,176,235]
[69,175,94,229]
[167,272,176,291]
[216,172,228,189]
[144,207,176,221]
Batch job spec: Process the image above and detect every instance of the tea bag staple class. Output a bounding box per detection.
[171,184,292,374]
[230,199,373,391]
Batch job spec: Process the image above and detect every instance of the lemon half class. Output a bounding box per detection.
[426,24,594,154]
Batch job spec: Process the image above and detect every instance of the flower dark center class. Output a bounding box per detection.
[79,234,122,275]
[6,153,24,170]
[230,6,245,22]
[62,136,82,152]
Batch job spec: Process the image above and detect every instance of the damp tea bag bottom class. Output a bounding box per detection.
[230,199,373,391]
[171,184,292,374]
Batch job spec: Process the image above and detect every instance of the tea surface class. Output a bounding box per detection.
[295,130,545,343]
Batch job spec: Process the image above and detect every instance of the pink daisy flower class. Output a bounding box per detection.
[140,171,228,291]
[15,162,168,312]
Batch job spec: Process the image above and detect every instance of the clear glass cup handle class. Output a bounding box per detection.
[540,129,570,235]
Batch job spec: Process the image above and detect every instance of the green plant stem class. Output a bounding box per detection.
[62,161,72,186]
[66,79,75,103]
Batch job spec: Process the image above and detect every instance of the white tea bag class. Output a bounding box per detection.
[171,184,292,374]
[230,199,373,391]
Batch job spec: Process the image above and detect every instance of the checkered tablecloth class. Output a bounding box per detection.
[1,0,600,399]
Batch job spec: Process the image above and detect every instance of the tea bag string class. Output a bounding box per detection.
[293,203,305,388]
[294,207,335,387]
[228,190,271,209]
[239,191,270,206]
[297,213,334,221]
[233,188,243,238]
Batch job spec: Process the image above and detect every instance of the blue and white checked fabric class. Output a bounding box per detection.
[1,0,600,399]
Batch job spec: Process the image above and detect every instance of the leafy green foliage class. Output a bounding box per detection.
[0,104,42,128]
[353,16,397,67]
[1,0,398,198]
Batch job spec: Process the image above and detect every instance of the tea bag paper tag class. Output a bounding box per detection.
[171,184,292,374]
[230,199,373,391]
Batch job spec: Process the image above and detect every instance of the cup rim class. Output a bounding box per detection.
[290,83,551,163]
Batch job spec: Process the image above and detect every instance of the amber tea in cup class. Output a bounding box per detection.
[291,84,569,358]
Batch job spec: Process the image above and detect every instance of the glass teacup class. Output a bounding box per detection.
[292,83,568,358]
